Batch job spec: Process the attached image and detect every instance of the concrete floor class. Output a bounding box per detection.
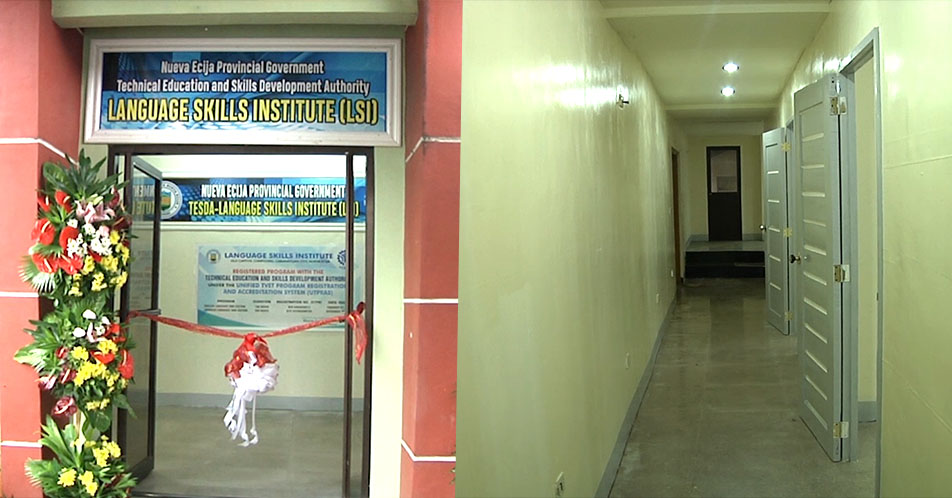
[609,278,877,498]
[134,406,363,497]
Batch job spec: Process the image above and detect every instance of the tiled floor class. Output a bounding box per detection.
[134,406,363,497]
[609,279,877,498]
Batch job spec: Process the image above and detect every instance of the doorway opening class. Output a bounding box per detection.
[110,145,375,498]
[671,147,682,283]
[706,146,742,241]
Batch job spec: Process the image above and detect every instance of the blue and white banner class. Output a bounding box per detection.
[197,244,364,329]
[85,38,401,146]
[162,177,366,223]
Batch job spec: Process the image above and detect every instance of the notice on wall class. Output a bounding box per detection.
[197,245,364,329]
[84,38,401,146]
[163,177,366,223]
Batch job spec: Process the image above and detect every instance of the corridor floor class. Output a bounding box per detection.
[609,279,876,498]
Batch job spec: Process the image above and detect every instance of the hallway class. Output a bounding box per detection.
[609,279,876,498]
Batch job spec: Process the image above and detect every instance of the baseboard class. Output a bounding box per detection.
[595,299,676,497]
[743,233,764,241]
[155,392,364,412]
[688,233,764,243]
[858,400,878,422]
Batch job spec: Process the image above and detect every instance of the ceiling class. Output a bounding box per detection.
[602,0,830,124]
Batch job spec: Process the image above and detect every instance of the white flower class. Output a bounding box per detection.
[89,237,113,256]
[83,223,96,235]
[67,219,78,228]
[73,327,86,338]
[101,317,110,325]
[66,237,87,258]
[97,226,110,238]
[86,325,102,343]
[82,309,97,320]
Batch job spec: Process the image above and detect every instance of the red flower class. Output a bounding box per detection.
[118,350,134,379]
[58,225,79,249]
[59,368,76,384]
[113,215,131,232]
[31,252,55,273]
[37,195,51,213]
[31,219,55,246]
[91,252,102,263]
[52,396,77,418]
[54,191,73,213]
[108,323,121,336]
[54,254,84,275]
[92,351,115,365]
[55,346,70,359]
[37,375,56,391]
[108,187,122,209]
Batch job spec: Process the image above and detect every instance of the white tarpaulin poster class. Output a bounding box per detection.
[197,244,363,329]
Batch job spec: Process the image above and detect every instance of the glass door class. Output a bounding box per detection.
[116,154,163,480]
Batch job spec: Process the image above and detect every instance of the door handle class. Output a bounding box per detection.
[789,254,802,264]
[759,224,766,232]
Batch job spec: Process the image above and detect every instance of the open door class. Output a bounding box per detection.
[117,155,162,479]
[791,74,854,462]
[763,128,790,334]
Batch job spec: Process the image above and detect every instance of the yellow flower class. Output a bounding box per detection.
[106,372,119,389]
[74,361,107,386]
[79,470,95,490]
[104,440,121,459]
[70,347,89,361]
[98,339,117,355]
[57,467,77,487]
[93,446,110,467]
[109,229,120,245]
[82,256,95,275]
[91,272,107,292]
[85,400,99,411]
[117,244,130,264]
[101,255,118,273]
[110,272,128,289]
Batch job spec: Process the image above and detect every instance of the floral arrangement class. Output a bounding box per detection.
[15,152,136,497]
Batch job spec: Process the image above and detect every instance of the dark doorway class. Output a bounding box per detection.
[706,146,742,241]
[671,148,682,283]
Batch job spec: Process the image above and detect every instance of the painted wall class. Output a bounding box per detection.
[686,134,763,240]
[458,1,679,496]
[773,1,952,494]
[77,24,406,497]
[156,228,366,402]
[854,61,878,406]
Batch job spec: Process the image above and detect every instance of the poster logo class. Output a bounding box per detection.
[161,180,184,220]
[337,250,347,268]
[207,250,221,264]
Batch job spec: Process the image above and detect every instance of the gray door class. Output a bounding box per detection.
[791,74,853,462]
[763,127,790,334]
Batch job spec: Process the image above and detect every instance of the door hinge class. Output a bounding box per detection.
[833,421,850,439]
[783,227,793,238]
[784,311,793,321]
[830,96,848,115]
[834,264,851,282]
[781,142,792,152]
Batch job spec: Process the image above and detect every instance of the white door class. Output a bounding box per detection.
[792,74,853,462]
[763,127,790,334]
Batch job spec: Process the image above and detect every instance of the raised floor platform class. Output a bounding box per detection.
[685,239,765,278]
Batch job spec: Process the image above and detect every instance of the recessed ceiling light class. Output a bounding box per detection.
[721,86,736,97]
[723,62,739,73]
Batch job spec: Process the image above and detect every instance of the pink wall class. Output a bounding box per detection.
[0,1,82,495]
[401,0,461,496]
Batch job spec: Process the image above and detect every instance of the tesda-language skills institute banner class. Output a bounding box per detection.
[85,39,401,145]
[162,177,367,223]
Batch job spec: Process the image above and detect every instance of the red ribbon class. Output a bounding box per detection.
[129,303,368,366]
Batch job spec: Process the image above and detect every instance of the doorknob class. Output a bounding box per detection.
[759,224,766,232]
[789,254,802,264]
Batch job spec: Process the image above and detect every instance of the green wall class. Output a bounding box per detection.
[774,1,952,494]
[457,1,680,495]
